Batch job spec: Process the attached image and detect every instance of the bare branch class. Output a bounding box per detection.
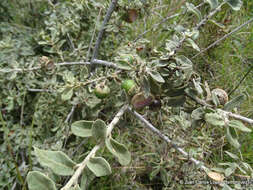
[127,106,208,171]
[228,64,253,96]
[192,17,253,59]
[86,8,103,62]
[64,105,76,124]
[27,88,53,92]
[133,13,180,42]
[90,0,119,72]
[195,2,226,30]
[61,105,128,190]
[220,110,253,125]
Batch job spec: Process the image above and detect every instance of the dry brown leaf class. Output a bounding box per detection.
[207,171,224,182]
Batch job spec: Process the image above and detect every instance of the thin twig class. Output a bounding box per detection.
[134,0,188,42]
[67,33,75,51]
[133,13,180,42]
[90,0,119,72]
[61,105,128,190]
[27,88,53,92]
[92,59,119,69]
[195,2,226,30]
[0,59,122,74]
[228,64,253,96]
[64,105,76,124]
[192,17,253,59]
[86,8,102,62]
[220,110,253,125]
[127,106,208,171]
[0,66,41,73]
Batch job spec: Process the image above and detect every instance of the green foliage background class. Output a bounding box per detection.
[0,0,252,189]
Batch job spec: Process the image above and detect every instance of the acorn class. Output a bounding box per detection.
[131,92,154,110]
[94,83,110,99]
[149,99,162,111]
[211,88,228,105]
[121,79,136,96]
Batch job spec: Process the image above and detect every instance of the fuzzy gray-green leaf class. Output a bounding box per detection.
[71,120,93,137]
[226,127,240,149]
[148,70,165,83]
[224,94,246,111]
[92,119,107,142]
[34,147,76,176]
[87,157,112,177]
[106,137,131,166]
[205,0,219,9]
[228,120,251,132]
[27,171,57,190]
[186,2,202,21]
[205,113,225,126]
[225,0,242,11]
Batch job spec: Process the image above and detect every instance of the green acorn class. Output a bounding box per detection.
[121,79,136,95]
[94,84,110,99]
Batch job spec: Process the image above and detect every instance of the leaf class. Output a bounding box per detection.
[211,91,220,106]
[27,171,57,190]
[193,79,203,95]
[225,151,239,160]
[205,113,225,126]
[87,157,112,177]
[224,94,246,111]
[225,0,242,11]
[191,107,205,120]
[61,88,73,101]
[105,137,131,166]
[207,171,224,182]
[80,168,96,190]
[167,95,186,107]
[71,120,93,137]
[148,70,165,83]
[186,2,202,21]
[186,38,200,51]
[34,147,76,176]
[175,55,193,66]
[85,95,101,108]
[92,119,107,142]
[205,0,219,9]
[226,127,240,149]
[228,120,251,132]
[160,168,170,186]
[225,167,236,177]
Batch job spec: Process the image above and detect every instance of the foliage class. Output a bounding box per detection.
[0,0,252,189]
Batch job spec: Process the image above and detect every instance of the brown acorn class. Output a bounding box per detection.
[211,88,228,105]
[131,92,154,110]
[149,99,162,111]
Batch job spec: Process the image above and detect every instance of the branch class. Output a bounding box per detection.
[185,93,253,125]
[195,2,226,30]
[0,59,122,74]
[133,13,181,42]
[92,59,119,69]
[127,106,208,171]
[192,17,253,59]
[228,64,253,96]
[61,104,128,190]
[220,110,253,125]
[90,0,118,72]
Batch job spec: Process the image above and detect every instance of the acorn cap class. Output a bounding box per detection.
[211,88,228,105]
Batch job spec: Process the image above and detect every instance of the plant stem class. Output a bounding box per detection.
[127,106,208,171]
[192,17,253,59]
[61,105,128,189]
[90,0,119,72]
